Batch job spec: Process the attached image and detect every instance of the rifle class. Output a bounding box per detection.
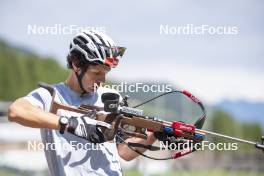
[38,82,264,160]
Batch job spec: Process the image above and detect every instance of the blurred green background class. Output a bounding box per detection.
[1,0,264,175]
[0,39,263,176]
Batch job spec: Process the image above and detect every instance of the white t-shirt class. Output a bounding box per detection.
[24,82,123,176]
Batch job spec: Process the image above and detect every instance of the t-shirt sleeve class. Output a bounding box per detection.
[23,87,53,112]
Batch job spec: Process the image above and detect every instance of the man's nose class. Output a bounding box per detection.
[97,76,105,84]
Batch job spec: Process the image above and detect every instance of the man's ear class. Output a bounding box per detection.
[72,62,81,74]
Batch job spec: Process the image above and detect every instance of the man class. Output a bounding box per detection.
[8,30,156,176]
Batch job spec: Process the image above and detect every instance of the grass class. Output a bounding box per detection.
[123,170,264,176]
[1,169,263,176]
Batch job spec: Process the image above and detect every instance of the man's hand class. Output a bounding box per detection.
[66,115,111,144]
[146,131,156,144]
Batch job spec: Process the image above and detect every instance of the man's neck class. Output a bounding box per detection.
[65,73,82,94]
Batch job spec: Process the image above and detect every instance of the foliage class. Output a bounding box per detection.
[0,40,69,101]
[210,109,263,151]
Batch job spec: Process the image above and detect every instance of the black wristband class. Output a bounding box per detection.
[59,116,69,134]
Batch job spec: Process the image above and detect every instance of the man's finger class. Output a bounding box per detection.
[82,116,111,129]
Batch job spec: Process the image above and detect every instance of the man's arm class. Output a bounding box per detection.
[117,131,156,161]
[8,98,60,129]
[8,98,109,143]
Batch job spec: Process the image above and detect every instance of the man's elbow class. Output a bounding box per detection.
[119,150,137,161]
[120,154,135,161]
[8,101,22,122]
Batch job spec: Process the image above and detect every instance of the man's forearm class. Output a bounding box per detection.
[117,131,156,161]
[8,98,59,129]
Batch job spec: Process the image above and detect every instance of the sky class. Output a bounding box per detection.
[0,0,263,104]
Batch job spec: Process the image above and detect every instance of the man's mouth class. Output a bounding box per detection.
[89,83,101,91]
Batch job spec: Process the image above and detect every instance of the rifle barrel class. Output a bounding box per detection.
[196,129,257,146]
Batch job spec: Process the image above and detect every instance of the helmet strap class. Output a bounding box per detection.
[75,70,87,97]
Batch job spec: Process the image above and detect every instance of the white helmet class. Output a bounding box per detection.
[69,30,126,68]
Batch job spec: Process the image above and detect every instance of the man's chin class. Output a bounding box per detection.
[87,86,98,92]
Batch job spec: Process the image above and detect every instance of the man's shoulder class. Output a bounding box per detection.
[26,86,53,98]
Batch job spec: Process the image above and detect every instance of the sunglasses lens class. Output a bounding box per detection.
[112,47,126,58]
[95,43,126,68]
